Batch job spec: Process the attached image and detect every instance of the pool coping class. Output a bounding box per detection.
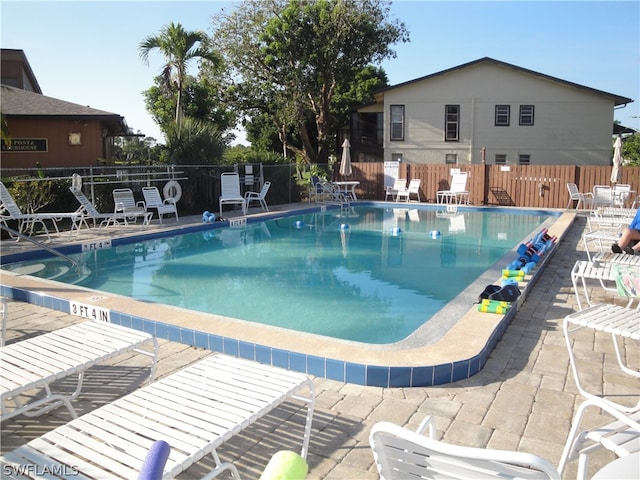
[0,204,576,387]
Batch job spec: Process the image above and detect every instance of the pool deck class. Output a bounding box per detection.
[1,204,639,479]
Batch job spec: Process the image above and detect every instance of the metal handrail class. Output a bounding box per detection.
[0,224,80,272]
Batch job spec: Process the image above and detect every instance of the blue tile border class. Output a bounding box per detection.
[0,207,563,388]
[0,283,524,387]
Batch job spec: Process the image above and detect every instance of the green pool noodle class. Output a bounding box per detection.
[259,450,308,480]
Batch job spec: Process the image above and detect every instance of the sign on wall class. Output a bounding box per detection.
[1,138,48,152]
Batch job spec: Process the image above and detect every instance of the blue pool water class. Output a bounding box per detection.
[3,205,553,344]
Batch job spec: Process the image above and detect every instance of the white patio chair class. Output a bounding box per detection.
[397,179,421,202]
[219,172,247,215]
[566,182,593,209]
[562,303,640,412]
[407,178,421,202]
[71,186,132,227]
[0,181,86,239]
[142,186,179,223]
[244,180,271,211]
[437,172,469,204]
[112,188,152,225]
[592,185,613,209]
[613,184,632,208]
[385,179,406,201]
[370,416,560,479]
[558,398,640,480]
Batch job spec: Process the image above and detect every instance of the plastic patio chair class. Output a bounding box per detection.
[370,416,560,479]
[219,172,247,215]
[142,186,179,224]
[437,172,469,204]
[566,183,593,209]
[244,181,271,212]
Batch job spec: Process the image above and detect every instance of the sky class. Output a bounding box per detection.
[2,0,639,146]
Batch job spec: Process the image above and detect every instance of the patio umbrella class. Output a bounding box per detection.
[610,135,623,184]
[339,138,352,176]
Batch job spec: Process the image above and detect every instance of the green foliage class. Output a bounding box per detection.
[6,180,58,214]
[139,21,222,132]
[112,135,161,164]
[163,116,225,165]
[210,0,407,163]
[143,75,236,140]
[622,132,640,166]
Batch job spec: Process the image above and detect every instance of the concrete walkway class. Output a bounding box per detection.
[1,211,638,479]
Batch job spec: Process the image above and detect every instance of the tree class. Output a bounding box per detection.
[139,22,221,126]
[622,132,640,166]
[143,74,236,142]
[210,0,408,164]
[163,117,225,165]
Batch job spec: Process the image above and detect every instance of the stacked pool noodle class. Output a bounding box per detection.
[479,229,556,314]
[502,228,556,282]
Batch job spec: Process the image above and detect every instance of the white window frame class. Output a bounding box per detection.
[519,154,531,165]
[390,105,405,141]
[519,105,535,125]
[495,105,510,126]
[445,105,460,142]
[495,154,507,165]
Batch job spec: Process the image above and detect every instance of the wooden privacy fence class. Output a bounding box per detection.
[334,163,640,209]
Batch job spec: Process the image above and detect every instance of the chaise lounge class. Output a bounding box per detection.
[1,354,315,480]
[1,320,158,422]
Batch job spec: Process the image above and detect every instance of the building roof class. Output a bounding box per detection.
[0,84,131,135]
[374,57,634,107]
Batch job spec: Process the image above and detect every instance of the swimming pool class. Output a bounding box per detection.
[0,202,575,387]
[2,206,553,343]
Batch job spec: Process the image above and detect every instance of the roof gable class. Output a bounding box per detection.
[375,57,633,106]
[1,84,120,117]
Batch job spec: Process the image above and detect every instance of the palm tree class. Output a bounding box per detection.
[139,22,220,126]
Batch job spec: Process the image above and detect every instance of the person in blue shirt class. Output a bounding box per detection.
[611,208,640,254]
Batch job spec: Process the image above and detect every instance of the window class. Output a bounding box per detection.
[495,105,510,126]
[495,154,507,165]
[390,105,404,141]
[445,105,459,141]
[391,153,403,162]
[445,153,457,164]
[519,105,535,125]
[519,154,531,165]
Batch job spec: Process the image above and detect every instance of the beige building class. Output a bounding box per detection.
[352,57,633,166]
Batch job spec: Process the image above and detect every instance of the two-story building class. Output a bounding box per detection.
[351,57,633,166]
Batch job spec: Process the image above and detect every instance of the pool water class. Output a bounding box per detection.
[3,206,552,344]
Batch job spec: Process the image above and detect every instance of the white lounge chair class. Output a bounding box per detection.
[0,320,158,422]
[245,180,271,212]
[370,416,560,479]
[1,354,315,480]
[437,172,469,204]
[112,188,152,225]
[385,179,406,201]
[566,182,593,209]
[219,172,247,216]
[142,186,179,223]
[558,398,640,480]
[562,303,640,412]
[70,187,131,227]
[0,181,86,239]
